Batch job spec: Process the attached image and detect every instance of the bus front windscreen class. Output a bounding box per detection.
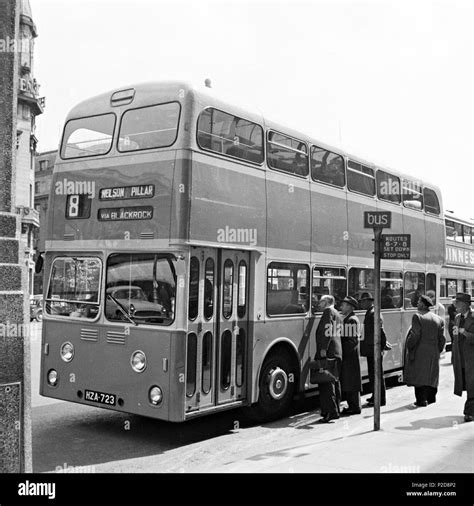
[46,257,101,319]
[105,253,177,326]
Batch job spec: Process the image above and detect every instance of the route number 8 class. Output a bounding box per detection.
[68,195,79,217]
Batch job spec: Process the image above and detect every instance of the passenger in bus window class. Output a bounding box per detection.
[452,292,474,422]
[404,295,445,407]
[339,296,362,415]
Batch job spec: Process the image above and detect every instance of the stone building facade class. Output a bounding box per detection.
[15,0,45,293]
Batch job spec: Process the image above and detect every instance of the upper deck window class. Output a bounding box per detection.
[347,160,375,196]
[376,170,401,204]
[118,102,180,152]
[267,131,308,177]
[197,108,264,164]
[311,146,345,187]
[61,113,116,159]
[423,187,440,215]
[402,179,423,211]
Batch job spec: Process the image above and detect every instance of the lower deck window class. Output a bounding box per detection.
[267,262,309,315]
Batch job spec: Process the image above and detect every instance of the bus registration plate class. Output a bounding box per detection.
[84,389,116,406]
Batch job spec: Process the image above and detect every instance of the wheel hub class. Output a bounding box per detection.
[268,367,288,400]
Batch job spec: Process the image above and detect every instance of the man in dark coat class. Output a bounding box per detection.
[404,295,445,407]
[452,292,474,422]
[314,295,343,423]
[359,292,387,406]
[339,296,362,415]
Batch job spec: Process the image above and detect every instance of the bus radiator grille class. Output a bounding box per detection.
[80,328,98,342]
[106,330,127,345]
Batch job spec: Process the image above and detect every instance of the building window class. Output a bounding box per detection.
[311,146,345,187]
[347,160,375,196]
[39,160,49,171]
[197,108,264,164]
[34,182,40,194]
[267,131,308,177]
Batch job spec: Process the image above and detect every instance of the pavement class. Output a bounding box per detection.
[30,321,473,473]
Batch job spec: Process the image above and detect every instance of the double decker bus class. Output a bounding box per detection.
[39,81,446,422]
[440,214,474,346]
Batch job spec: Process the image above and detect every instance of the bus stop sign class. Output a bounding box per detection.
[364,211,392,229]
[381,234,411,259]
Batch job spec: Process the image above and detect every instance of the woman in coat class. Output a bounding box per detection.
[451,292,474,422]
[404,295,446,407]
[339,296,362,415]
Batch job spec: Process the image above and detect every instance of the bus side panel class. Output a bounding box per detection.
[189,155,266,248]
[266,172,310,253]
[311,184,348,258]
[169,330,186,422]
[425,216,446,269]
[170,152,191,242]
[402,208,426,267]
[250,319,305,404]
[346,194,377,262]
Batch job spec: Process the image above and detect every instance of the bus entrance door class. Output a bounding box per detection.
[185,248,218,413]
[216,250,250,406]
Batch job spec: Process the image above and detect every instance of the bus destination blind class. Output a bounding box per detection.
[98,206,153,221]
[99,184,155,200]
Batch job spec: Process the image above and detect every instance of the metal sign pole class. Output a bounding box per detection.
[373,228,382,431]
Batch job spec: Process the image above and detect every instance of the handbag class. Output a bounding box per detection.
[309,357,338,384]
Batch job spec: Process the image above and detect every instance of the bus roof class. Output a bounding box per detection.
[65,80,443,197]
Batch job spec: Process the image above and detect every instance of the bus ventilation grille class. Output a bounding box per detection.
[80,328,98,342]
[139,232,154,240]
[106,330,127,345]
[63,233,75,241]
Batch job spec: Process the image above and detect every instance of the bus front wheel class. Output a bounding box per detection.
[250,349,296,422]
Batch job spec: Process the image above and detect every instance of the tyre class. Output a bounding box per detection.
[36,310,43,322]
[247,349,297,423]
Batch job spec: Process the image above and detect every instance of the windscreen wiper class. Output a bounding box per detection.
[106,293,138,326]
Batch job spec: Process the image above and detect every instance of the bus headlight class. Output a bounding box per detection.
[47,369,59,387]
[60,342,75,362]
[131,350,147,373]
[149,386,163,405]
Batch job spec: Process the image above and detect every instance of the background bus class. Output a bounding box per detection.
[440,213,474,347]
[40,81,446,422]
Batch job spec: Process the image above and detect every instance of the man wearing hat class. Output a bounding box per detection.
[339,296,362,415]
[452,292,474,422]
[404,295,445,407]
[314,295,343,423]
[359,292,387,406]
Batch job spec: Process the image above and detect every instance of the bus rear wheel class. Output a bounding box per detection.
[249,350,296,423]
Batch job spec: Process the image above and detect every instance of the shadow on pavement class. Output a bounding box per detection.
[395,415,464,431]
[33,403,241,472]
[33,395,323,472]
